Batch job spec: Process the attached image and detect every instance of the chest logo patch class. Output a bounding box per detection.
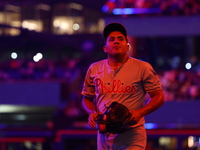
[94,78,137,94]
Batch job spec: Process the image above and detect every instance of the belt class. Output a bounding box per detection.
[110,127,133,134]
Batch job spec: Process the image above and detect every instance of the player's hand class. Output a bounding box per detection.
[88,112,99,129]
[128,110,143,125]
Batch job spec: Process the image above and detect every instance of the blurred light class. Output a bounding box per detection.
[124,8,134,14]
[113,8,161,15]
[22,20,42,31]
[53,20,60,27]
[185,62,192,70]
[10,21,21,27]
[36,53,43,60]
[33,53,43,62]
[53,17,74,34]
[53,19,70,30]
[0,13,3,23]
[113,8,123,15]
[144,123,158,129]
[9,28,21,36]
[12,114,26,120]
[60,22,69,30]
[73,23,80,30]
[0,105,23,112]
[11,52,18,59]
[159,137,171,147]
[5,4,20,12]
[188,136,194,148]
[102,5,109,12]
[33,56,39,62]
[24,142,32,149]
[22,21,36,30]
[37,4,51,11]
[69,3,83,10]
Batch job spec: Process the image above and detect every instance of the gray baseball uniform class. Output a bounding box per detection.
[81,57,162,149]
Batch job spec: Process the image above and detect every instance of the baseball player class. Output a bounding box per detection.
[81,22,165,150]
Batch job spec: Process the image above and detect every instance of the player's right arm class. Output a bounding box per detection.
[82,96,99,129]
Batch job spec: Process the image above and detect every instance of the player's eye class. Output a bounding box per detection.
[108,37,114,41]
[118,37,124,41]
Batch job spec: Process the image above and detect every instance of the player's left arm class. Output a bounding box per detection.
[141,89,165,115]
[129,89,164,124]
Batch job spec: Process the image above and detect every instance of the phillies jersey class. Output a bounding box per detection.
[81,57,162,127]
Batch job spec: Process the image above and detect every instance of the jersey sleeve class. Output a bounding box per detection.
[142,63,162,92]
[81,64,96,97]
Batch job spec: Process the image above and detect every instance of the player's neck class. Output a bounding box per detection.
[108,56,129,68]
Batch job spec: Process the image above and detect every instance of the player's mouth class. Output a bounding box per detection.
[113,46,120,49]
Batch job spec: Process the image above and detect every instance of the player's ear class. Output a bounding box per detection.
[127,43,131,50]
[103,45,107,53]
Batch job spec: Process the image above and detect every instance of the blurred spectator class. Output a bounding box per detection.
[160,69,200,101]
[20,60,35,79]
[189,85,200,100]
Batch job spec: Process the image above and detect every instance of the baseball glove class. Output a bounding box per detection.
[96,101,132,134]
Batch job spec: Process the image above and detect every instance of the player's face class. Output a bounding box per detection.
[103,31,129,56]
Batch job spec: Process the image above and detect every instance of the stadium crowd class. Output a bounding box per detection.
[0,57,200,101]
[105,0,200,16]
